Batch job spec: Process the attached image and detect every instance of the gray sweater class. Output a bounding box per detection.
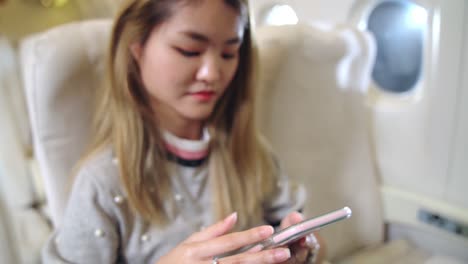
[42,148,306,263]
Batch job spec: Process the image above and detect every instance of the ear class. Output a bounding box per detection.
[130,42,143,63]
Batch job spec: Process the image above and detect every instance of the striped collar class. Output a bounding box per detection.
[162,129,210,167]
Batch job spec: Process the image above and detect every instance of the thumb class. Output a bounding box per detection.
[280,211,304,229]
[186,212,238,243]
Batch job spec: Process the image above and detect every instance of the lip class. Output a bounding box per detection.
[189,91,216,101]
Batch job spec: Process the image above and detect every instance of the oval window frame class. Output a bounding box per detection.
[349,0,433,100]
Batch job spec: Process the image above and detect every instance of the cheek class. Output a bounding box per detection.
[140,51,191,94]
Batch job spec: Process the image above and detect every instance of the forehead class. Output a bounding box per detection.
[158,0,245,39]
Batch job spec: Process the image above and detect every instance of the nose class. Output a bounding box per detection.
[196,54,221,84]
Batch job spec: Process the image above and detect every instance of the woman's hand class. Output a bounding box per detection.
[279,212,326,264]
[157,212,292,264]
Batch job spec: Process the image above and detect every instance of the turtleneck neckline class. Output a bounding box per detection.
[162,129,210,167]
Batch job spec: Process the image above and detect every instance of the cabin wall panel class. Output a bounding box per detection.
[446,1,468,209]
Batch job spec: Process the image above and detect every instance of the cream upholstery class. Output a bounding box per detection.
[20,19,111,227]
[0,34,22,264]
[0,36,35,212]
[1,35,51,264]
[255,24,383,261]
[18,19,389,263]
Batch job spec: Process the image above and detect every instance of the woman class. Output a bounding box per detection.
[42,0,324,263]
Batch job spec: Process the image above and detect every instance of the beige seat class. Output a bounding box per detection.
[255,24,384,261]
[20,19,111,227]
[0,35,50,264]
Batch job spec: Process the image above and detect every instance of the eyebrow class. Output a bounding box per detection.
[181,30,241,45]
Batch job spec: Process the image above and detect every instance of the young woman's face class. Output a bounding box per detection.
[132,0,244,129]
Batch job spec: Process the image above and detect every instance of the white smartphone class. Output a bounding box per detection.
[255,206,352,250]
[223,206,352,257]
[223,206,352,258]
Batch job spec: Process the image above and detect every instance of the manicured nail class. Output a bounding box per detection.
[225,212,237,223]
[274,248,291,261]
[305,234,319,248]
[259,225,274,236]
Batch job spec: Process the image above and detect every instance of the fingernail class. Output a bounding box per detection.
[306,234,318,247]
[260,225,274,236]
[274,248,291,261]
[225,212,237,223]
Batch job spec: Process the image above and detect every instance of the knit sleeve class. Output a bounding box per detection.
[262,158,307,227]
[42,167,120,264]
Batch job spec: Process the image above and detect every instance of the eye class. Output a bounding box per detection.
[175,47,201,57]
[222,53,237,60]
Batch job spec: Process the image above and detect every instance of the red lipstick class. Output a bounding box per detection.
[190,91,216,101]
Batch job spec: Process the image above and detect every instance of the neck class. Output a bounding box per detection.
[153,112,203,140]
[164,121,203,140]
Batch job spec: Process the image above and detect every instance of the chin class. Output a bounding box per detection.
[186,113,212,121]
[178,102,219,121]
[183,109,214,121]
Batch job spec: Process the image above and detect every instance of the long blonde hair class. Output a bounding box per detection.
[83,0,276,227]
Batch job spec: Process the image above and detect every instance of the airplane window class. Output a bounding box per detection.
[367,1,427,93]
[260,4,298,26]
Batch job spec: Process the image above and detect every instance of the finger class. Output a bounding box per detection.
[299,232,320,249]
[186,212,238,243]
[290,242,309,263]
[222,247,291,264]
[196,225,274,258]
[245,244,264,253]
[299,237,307,247]
[280,211,304,229]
